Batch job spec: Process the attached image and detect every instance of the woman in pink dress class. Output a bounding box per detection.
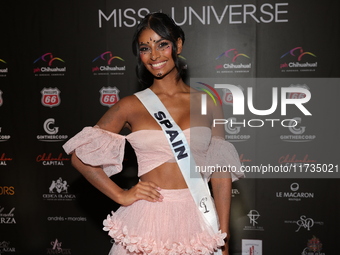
[63,12,242,255]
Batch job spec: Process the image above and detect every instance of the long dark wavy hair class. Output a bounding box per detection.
[132,12,186,87]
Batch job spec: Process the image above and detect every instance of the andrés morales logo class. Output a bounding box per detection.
[92,51,125,75]
[33,53,66,76]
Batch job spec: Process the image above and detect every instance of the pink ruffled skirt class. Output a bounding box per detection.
[103,189,226,255]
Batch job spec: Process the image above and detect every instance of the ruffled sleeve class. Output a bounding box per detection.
[205,136,244,182]
[62,126,126,177]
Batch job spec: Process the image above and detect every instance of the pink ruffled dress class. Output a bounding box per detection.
[63,126,243,255]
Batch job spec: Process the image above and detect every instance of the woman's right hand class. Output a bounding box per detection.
[117,180,164,206]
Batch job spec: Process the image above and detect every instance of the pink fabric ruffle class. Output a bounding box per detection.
[103,189,226,255]
[204,136,244,182]
[62,126,125,177]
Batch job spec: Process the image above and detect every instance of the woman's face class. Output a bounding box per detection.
[138,28,181,79]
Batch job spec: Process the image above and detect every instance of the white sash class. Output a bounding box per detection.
[135,88,222,255]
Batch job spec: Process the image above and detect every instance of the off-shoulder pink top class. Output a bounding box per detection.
[63,126,243,181]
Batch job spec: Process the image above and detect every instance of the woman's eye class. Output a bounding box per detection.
[139,47,150,53]
[157,42,170,50]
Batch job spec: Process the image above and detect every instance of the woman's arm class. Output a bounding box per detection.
[71,153,163,206]
[69,96,163,206]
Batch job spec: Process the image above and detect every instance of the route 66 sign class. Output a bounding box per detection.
[41,87,61,107]
[99,86,120,107]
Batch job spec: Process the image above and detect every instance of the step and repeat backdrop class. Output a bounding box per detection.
[1,0,339,254]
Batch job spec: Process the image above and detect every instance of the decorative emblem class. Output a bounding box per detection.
[200,197,210,213]
[41,87,61,107]
[99,86,120,107]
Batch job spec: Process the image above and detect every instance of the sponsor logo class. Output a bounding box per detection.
[37,118,68,142]
[0,58,8,77]
[36,152,70,166]
[284,215,323,232]
[0,127,11,142]
[46,239,71,254]
[47,216,87,222]
[224,117,251,142]
[215,48,252,74]
[0,241,16,253]
[0,186,15,196]
[276,182,314,201]
[302,236,325,255]
[0,206,16,224]
[41,88,61,108]
[244,210,264,231]
[99,86,120,107]
[42,177,76,201]
[33,53,66,76]
[0,153,13,166]
[231,189,240,197]
[92,51,125,75]
[280,117,316,142]
[278,154,317,170]
[242,239,262,255]
[280,47,317,73]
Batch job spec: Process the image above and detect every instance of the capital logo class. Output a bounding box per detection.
[41,87,61,107]
[280,47,317,72]
[0,153,13,166]
[92,51,126,75]
[99,86,120,107]
[215,48,251,73]
[36,152,70,166]
[33,53,66,76]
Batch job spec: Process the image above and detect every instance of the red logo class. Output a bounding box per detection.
[41,87,61,107]
[99,87,120,107]
[222,85,244,106]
